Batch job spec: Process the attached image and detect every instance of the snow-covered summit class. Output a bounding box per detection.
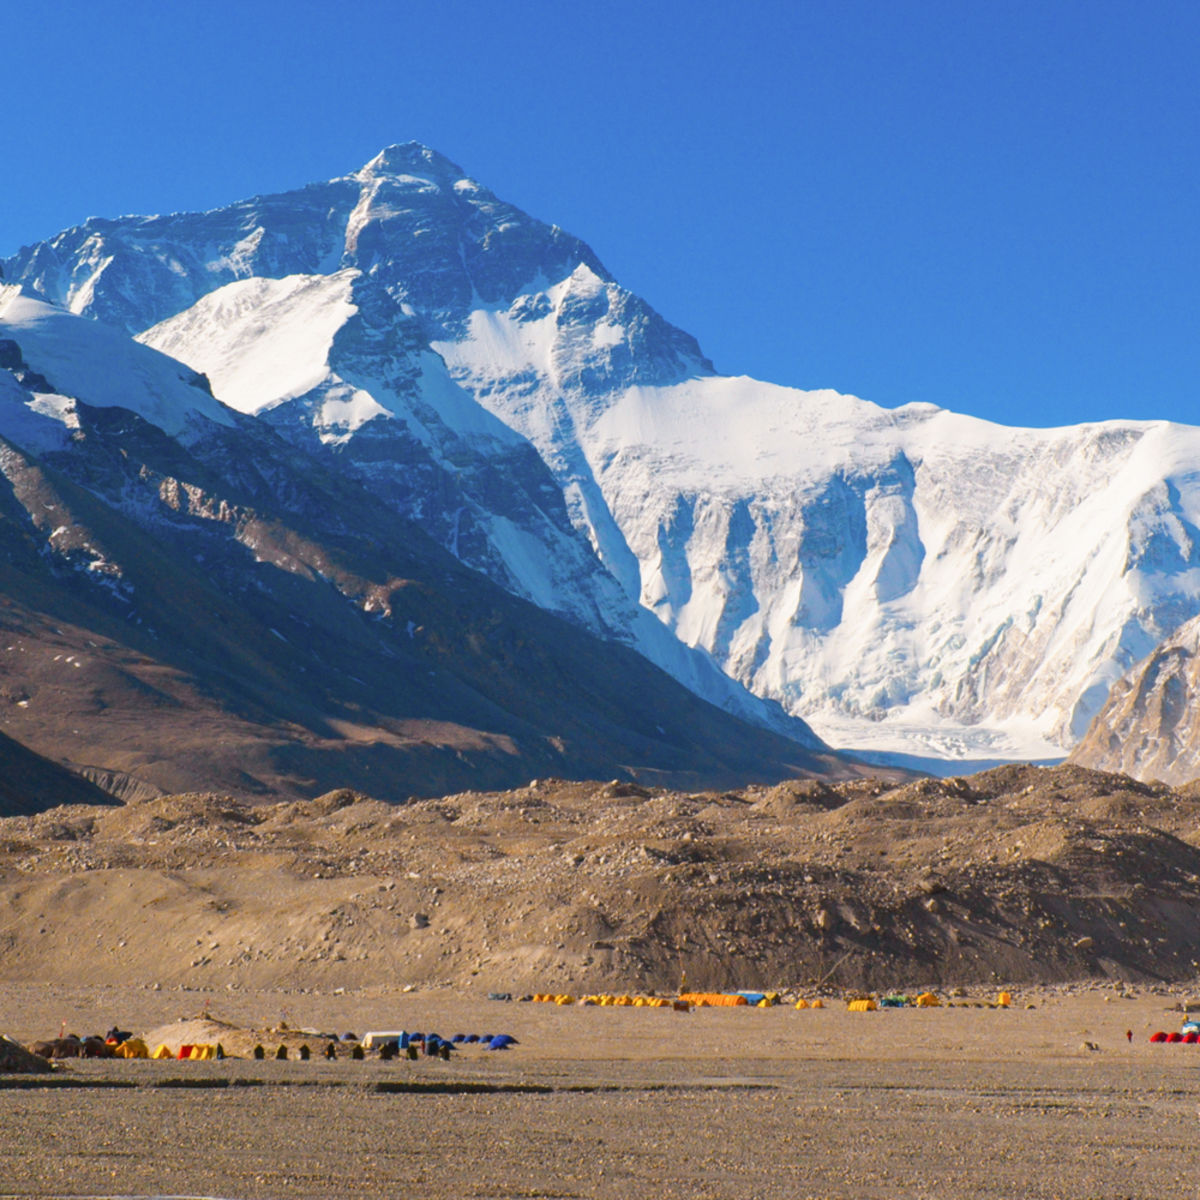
[354,141,471,184]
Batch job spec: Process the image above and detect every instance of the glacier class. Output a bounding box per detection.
[8,142,1200,765]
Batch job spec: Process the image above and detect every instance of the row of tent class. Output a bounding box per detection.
[364,1031,517,1051]
[531,993,677,1007]
[28,1035,217,1060]
[1149,1031,1200,1043]
[71,1039,225,1059]
[531,992,783,1008]
[846,992,1012,1011]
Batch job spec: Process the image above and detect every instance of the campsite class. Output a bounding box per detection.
[3,981,1200,1197]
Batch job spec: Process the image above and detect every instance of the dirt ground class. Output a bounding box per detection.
[3,982,1200,1199]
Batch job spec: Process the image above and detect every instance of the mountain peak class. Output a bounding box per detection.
[357,142,468,183]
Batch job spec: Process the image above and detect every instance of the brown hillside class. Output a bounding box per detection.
[2,764,1199,994]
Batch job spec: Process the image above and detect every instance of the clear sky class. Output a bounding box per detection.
[4,0,1198,428]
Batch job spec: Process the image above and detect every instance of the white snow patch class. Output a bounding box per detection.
[138,271,360,416]
[592,321,624,349]
[0,285,235,435]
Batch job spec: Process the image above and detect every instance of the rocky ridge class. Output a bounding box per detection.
[3,764,1198,993]
[1071,613,1200,785]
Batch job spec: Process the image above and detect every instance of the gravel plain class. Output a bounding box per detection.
[3,983,1200,1198]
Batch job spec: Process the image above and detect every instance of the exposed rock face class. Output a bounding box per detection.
[1070,614,1200,785]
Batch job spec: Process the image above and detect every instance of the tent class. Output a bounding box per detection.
[363,1031,409,1049]
[152,1044,174,1059]
[114,1038,150,1059]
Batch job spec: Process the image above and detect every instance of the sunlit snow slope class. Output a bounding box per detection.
[9,142,1200,763]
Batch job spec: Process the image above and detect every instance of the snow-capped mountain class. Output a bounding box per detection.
[9,142,1200,764]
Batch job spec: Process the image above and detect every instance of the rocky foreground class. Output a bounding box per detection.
[2,763,1199,993]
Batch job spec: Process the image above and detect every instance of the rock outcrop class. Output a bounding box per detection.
[1070,614,1200,785]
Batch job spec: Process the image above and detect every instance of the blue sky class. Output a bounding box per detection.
[4,0,1197,428]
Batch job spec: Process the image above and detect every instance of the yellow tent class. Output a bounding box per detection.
[915,992,940,1007]
[151,1044,173,1059]
[114,1038,149,1059]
